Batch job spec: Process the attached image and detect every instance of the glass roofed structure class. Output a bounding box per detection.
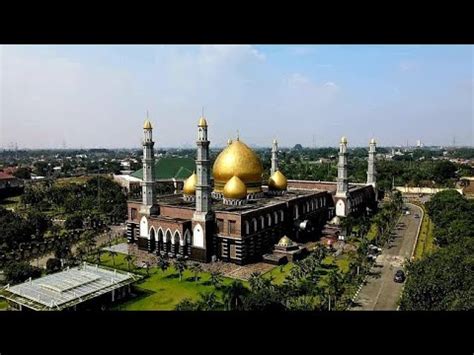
[0,263,141,311]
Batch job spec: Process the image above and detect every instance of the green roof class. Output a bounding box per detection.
[131,157,195,181]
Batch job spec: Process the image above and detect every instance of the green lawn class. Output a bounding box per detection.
[413,204,436,260]
[0,298,8,310]
[95,249,356,310]
[94,253,233,310]
[263,263,294,284]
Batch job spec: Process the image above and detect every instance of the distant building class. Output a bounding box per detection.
[0,170,24,198]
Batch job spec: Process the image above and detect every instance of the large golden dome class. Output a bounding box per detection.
[213,139,263,193]
[268,170,288,191]
[183,172,197,195]
[223,176,247,199]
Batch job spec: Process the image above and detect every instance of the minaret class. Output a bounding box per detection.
[367,138,378,200]
[335,136,350,217]
[336,136,348,197]
[367,138,377,186]
[191,116,213,262]
[140,118,155,215]
[271,138,279,176]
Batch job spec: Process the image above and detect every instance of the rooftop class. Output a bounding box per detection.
[153,188,328,215]
[0,263,141,311]
[131,157,194,181]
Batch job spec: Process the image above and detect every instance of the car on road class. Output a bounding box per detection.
[414,214,420,219]
[394,270,405,283]
[368,244,382,253]
[405,211,411,215]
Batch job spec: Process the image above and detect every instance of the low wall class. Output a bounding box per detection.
[395,186,463,195]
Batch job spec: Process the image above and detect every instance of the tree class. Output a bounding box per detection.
[327,270,345,310]
[13,167,31,180]
[195,292,222,311]
[124,252,135,271]
[46,258,62,274]
[400,239,474,310]
[175,298,197,311]
[157,255,170,275]
[223,280,248,311]
[174,258,187,281]
[4,261,42,284]
[190,262,203,282]
[209,271,223,289]
[64,214,83,230]
[108,250,118,266]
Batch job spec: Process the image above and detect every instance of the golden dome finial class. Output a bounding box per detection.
[198,117,208,127]
[223,175,247,199]
[340,136,348,144]
[183,172,197,195]
[277,235,294,247]
[268,170,288,191]
[236,130,240,141]
[144,120,153,129]
[370,138,376,145]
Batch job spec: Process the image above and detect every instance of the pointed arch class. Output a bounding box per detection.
[193,224,204,248]
[140,216,149,238]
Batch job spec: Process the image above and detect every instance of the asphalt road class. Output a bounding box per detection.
[350,203,422,311]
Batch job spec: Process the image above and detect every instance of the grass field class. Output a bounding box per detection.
[96,248,356,310]
[54,176,92,187]
[95,253,233,310]
[0,298,8,310]
[413,204,436,260]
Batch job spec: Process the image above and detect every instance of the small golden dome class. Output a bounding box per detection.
[277,236,294,247]
[340,136,348,144]
[144,120,153,129]
[183,173,197,195]
[198,117,208,127]
[370,138,376,145]
[268,170,287,190]
[223,175,247,199]
[213,139,263,194]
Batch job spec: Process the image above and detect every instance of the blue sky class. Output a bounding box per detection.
[1,45,472,149]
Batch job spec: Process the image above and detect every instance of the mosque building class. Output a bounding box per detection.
[126,116,378,265]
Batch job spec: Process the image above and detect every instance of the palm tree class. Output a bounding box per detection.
[174,258,187,281]
[327,270,344,310]
[196,292,221,311]
[108,250,118,266]
[223,280,248,311]
[190,262,203,282]
[209,271,223,289]
[125,252,135,271]
[157,255,170,275]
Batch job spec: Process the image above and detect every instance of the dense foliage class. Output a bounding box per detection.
[21,176,127,223]
[400,190,474,310]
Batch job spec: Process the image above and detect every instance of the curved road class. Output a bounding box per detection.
[350,203,422,310]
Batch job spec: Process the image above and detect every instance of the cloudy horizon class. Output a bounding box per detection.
[1,45,472,149]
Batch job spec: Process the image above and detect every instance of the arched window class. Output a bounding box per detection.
[252,218,258,233]
[245,221,250,235]
[280,210,284,222]
[274,211,278,224]
[294,205,299,219]
[260,216,265,229]
[267,214,272,227]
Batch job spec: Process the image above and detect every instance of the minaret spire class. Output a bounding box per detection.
[271,138,279,175]
[335,136,350,217]
[367,138,378,199]
[141,114,155,215]
[192,115,213,262]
